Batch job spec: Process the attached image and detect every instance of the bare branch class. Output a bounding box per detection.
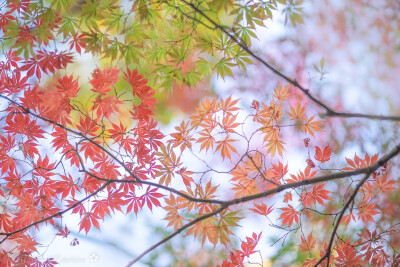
[323,110,400,121]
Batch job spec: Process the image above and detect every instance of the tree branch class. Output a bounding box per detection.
[313,172,372,267]
[83,170,225,205]
[126,204,228,266]
[0,181,112,243]
[0,95,225,206]
[180,0,400,122]
[126,141,400,265]
[323,110,400,121]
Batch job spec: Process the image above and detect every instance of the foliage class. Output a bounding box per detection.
[0,0,400,266]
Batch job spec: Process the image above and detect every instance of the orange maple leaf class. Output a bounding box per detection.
[266,138,285,157]
[278,204,299,228]
[288,102,306,120]
[302,115,322,137]
[215,135,238,160]
[273,83,290,102]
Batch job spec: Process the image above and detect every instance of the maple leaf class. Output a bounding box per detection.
[283,191,292,203]
[287,166,318,183]
[66,198,86,216]
[0,154,16,175]
[195,180,219,214]
[33,156,56,179]
[221,113,241,133]
[302,258,318,267]
[20,58,42,78]
[178,168,194,187]
[56,226,70,238]
[16,235,39,253]
[69,33,87,54]
[301,184,331,207]
[92,95,123,119]
[314,145,331,163]
[5,114,45,140]
[335,238,367,266]
[288,102,306,120]
[91,199,111,219]
[0,249,14,266]
[273,83,290,102]
[90,67,120,95]
[0,213,13,232]
[142,186,164,211]
[341,212,357,226]
[358,201,379,224]
[278,204,299,228]
[76,116,100,136]
[215,135,238,161]
[240,232,261,257]
[169,121,195,151]
[343,153,379,171]
[299,233,316,251]
[186,216,219,246]
[130,86,157,121]
[79,212,101,234]
[265,138,285,157]
[123,67,148,92]
[43,258,58,267]
[125,192,143,215]
[56,75,80,98]
[218,96,240,115]
[249,203,273,216]
[302,115,322,137]
[164,194,186,231]
[374,173,397,192]
[197,129,215,153]
[270,161,288,180]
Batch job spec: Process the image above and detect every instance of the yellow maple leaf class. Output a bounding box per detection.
[266,139,285,157]
[288,103,306,121]
[302,115,322,137]
[273,83,290,102]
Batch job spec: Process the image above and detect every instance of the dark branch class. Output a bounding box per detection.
[126,205,228,266]
[127,141,400,265]
[0,181,112,243]
[180,0,400,122]
[313,172,372,267]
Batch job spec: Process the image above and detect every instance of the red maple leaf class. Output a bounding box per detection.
[56,226,70,238]
[79,212,101,234]
[249,203,274,216]
[142,186,164,211]
[278,204,299,228]
[90,67,120,95]
[69,33,87,54]
[314,145,331,163]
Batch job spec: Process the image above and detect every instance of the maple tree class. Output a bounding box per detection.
[0,0,400,266]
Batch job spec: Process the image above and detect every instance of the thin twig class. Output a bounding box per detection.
[313,172,372,267]
[180,0,400,122]
[126,205,228,266]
